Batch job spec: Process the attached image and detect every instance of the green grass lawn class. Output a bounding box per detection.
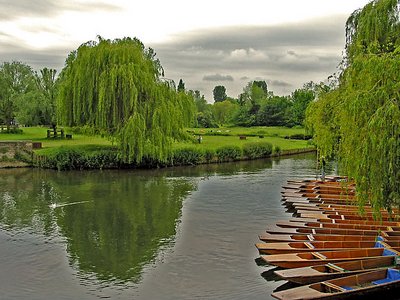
[177,126,312,151]
[188,126,306,138]
[175,135,310,151]
[0,127,113,154]
[0,126,313,154]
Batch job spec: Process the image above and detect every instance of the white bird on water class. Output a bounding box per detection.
[49,201,90,209]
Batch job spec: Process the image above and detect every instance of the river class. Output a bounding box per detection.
[0,153,320,299]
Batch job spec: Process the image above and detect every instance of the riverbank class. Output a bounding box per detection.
[0,126,315,170]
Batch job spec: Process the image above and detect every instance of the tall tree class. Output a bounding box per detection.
[0,61,36,129]
[57,37,195,163]
[177,79,185,92]
[306,0,400,212]
[213,85,227,102]
[14,68,58,126]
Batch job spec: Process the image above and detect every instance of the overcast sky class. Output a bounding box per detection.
[0,0,370,101]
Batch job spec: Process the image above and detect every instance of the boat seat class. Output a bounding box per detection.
[312,252,327,260]
[321,281,346,292]
[326,263,346,273]
[304,242,315,249]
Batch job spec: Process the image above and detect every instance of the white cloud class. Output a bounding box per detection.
[228,48,267,61]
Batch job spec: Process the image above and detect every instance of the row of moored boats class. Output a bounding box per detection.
[256,177,400,299]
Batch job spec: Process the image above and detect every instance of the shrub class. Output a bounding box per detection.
[216,145,242,162]
[284,134,313,140]
[203,149,216,163]
[172,147,203,165]
[34,145,121,170]
[274,145,282,155]
[242,142,273,159]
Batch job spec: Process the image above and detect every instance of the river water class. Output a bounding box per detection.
[0,153,319,299]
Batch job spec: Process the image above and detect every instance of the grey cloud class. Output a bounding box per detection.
[266,79,292,88]
[0,0,121,21]
[151,15,347,99]
[0,42,71,71]
[203,74,234,82]
[0,13,349,101]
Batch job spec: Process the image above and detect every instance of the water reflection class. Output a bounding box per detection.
[0,168,195,285]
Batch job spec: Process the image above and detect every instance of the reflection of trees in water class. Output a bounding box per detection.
[0,168,60,236]
[0,169,195,283]
[57,172,195,283]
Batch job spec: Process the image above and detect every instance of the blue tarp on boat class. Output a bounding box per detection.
[372,269,400,285]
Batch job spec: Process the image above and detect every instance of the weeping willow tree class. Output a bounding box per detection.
[57,37,195,163]
[306,0,400,213]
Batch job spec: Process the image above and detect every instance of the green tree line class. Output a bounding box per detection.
[189,80,330,128]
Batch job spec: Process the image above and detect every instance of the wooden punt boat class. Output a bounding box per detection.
[292,202,369,210]
[261,247,400,268]
[282,188,355,196]
[287,217,400,227]
[256,240,400,255]
[271,268,400,300]
[274,256,397,284]
[292,205,375,213]
[283,198,358,207]
[259,233,400,243]
[295,208,395,218]
[293,204,400,215]
[299,212,400,222]
[282,192,356,200]
[275,220,398,231]
[266,225,382,236]
[282,185,355,194]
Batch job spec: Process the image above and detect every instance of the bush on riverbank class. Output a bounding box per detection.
[242,142,273,159]
[33,141,281,170]
[33,145,121,170]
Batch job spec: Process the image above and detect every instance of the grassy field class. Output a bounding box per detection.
[0,126,312,153]
[0,127,113,154]
[189,126,306,138]
[180,126,311,151]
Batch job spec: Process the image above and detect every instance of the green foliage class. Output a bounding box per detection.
[289,87,315,126]
[345,0,400,63]
[171,147,203,165]
[213,85,227,102]
[196,111,218,128]
[0,127,23,134]
[273,145,282,155]
[216,145,242,162]
[57,37,195,164]
[256,96,291,126]
[203,148,216,162]
[242,142,273,159]
[0,63,56,127]
[284,133,313,140]
[306,0,400,211]
[0,61,36,127]
[34,145,121,170]
[177,79,185,92]
[213,100,239,126]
